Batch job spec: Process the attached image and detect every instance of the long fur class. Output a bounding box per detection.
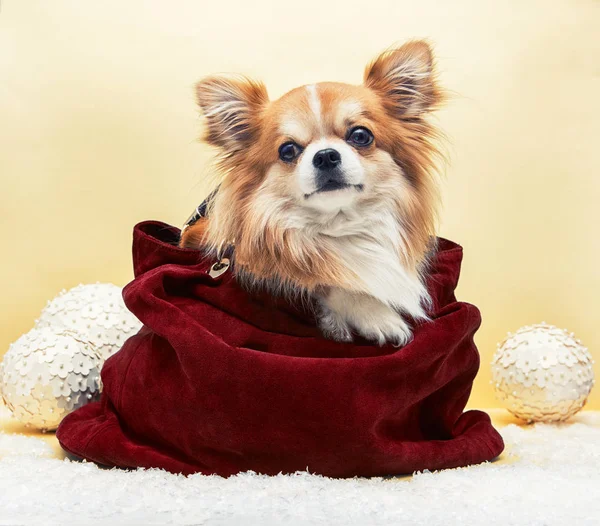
[181,40,446,345]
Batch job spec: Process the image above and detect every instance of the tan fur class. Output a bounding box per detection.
[179,218,209,249]
[181,41,446,339]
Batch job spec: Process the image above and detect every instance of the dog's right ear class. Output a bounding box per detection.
[195,75,269,154]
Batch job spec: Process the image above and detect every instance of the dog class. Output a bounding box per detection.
[180,40,445,346]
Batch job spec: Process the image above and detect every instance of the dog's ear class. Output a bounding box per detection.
[195,75,268,153]
[364,41,442,118]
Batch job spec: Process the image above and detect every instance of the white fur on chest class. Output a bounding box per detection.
[251,188,431,321]
[316,207,430,319]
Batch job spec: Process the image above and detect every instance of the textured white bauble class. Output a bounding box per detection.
[491,323,595,422]
[36,283,142,361]
[0,327,103,430]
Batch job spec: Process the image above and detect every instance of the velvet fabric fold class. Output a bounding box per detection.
[57,221,504,477]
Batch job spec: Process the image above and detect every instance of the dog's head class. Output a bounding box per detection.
[194,40,445,287]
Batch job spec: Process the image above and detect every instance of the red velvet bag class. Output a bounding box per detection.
[57,221,504,477]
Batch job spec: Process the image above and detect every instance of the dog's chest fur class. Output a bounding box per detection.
[310,206,430,319]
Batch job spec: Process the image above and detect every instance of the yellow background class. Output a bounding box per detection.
[1,1,599,409]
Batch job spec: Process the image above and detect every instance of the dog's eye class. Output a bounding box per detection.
[279,142,302,162]
[347,127,374,147]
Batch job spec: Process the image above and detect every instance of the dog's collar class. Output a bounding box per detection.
[181,187,234,261]
[181,187,219,232]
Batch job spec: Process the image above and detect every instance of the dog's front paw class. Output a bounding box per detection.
[339,294,413,347]
[317,305,353,343]
[354,315,413,347]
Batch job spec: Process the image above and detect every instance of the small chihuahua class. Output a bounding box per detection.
[180,40,445,346]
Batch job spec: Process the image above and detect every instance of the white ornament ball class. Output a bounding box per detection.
[491,323,595,422]
[0,327,103,430]
[36,283,142,361]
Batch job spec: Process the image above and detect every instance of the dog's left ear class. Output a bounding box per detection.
[364,40,442,118]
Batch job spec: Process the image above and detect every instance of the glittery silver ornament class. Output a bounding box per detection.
[491,323,595,422]
[36,283,142,361]
[0,327,103,431]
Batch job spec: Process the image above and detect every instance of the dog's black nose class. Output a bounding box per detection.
[313,148,341,171]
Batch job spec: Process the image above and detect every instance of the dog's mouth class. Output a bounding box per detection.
[305,182,364,198]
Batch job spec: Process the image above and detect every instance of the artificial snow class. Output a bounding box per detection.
[0,411,599,525]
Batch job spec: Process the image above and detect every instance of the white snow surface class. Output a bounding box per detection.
[1,409,599,526]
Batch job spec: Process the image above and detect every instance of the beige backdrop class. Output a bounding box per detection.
[1,0,599,409]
